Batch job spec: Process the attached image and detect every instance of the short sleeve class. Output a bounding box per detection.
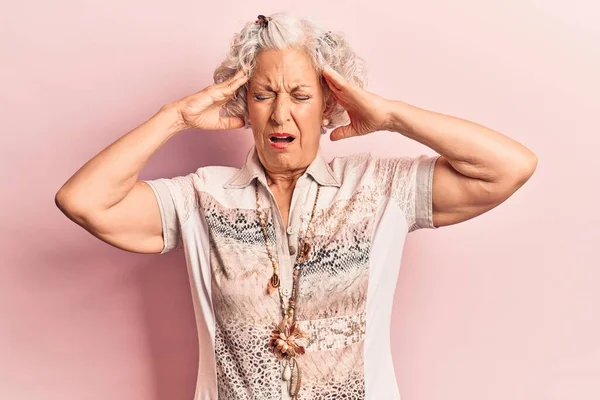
[372,154,440,232]
[142,172,199,254]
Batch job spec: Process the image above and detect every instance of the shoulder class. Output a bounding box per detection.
[335,152,436,176]
[328,151,417,183]
[191,165,241,189]
[327,151,439,192]
[328,151,375,174]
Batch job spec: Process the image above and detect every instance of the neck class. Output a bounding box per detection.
[265,168,306,194]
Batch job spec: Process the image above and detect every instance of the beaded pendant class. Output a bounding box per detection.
[268,316,308,398]
[267,272,280,294]
[255,179,321,399]
[301,242,311,262]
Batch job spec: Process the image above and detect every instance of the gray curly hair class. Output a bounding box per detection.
[213,13,368,134]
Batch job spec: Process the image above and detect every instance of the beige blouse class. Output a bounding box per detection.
[143,144,439,400]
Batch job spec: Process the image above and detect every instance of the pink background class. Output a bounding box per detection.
[2,1,598,399]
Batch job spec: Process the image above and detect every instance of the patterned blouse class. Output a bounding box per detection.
[143,144,439,400]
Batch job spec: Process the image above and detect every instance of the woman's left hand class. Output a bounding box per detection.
[322,65,393,141]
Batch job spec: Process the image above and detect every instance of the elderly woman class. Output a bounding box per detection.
[55,13,537,400]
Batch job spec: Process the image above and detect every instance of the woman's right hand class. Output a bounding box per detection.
[173,69,249,131]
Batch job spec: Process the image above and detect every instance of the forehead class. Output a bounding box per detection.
[251,48,319,86]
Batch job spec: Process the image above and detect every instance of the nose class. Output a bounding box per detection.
[270,95,292,126]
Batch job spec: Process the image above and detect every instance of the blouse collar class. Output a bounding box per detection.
[223,144,341,189]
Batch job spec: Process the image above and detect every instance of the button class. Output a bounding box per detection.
[289,245,296,255]
[287,226,295,235]
[283,288,290,296]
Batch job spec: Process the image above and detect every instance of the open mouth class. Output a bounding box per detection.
[268,134,296,150]
[269,136,295,143]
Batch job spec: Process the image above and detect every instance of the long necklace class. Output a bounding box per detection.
[255,178,321,399]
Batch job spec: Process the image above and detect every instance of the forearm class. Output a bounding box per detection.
[385,100,537,183]
[56,103,184,214]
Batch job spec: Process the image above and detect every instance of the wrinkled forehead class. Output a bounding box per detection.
[250,49,321,89]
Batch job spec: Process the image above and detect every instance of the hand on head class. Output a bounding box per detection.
[173,69,249,131]
[321,64,392,141]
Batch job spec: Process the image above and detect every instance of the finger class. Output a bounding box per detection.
[217,116,246,130]
[322,65,345,91]
[220,72,249,96]
[217,69,248,88]
[324,77,342,98]
[211,73,249,103]
[329,124,357,141]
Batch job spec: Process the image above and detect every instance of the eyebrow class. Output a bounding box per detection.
[254,83,312,91]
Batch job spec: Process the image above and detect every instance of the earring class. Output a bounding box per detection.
[322,118,330,126]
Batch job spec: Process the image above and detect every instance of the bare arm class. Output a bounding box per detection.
[385,100,538,228]
[55,105,185,253]
[320,65,538,229]
[55,69,249,254]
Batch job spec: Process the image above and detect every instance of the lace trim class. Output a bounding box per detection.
[169,174,199,225]
[372,155,420,230]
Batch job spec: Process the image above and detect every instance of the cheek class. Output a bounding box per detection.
[293,103,323,124]
[295,107,324,145]
[246,102,260,118]
[247,105,271,128]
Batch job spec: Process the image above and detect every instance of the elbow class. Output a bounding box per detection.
[55,189,69,213]
[55,189,109,231]
[516,152,538,186]
[55,189,87,223]
[493,152,538,194]
[479,151,538,203]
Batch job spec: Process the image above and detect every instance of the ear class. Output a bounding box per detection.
[321,89,337,115]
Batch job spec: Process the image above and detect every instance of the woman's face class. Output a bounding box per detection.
[247,48,325,178]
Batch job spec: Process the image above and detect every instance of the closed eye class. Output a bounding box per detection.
[253,93,311,101]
